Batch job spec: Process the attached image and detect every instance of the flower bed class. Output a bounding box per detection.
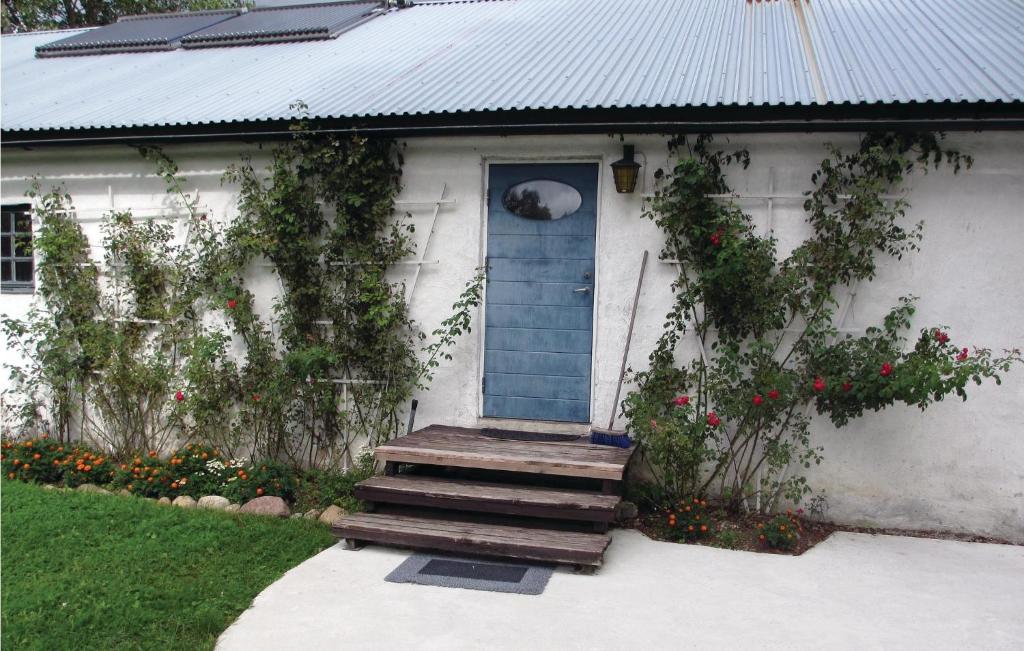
[635,500,834,555]
[2,435,372,514]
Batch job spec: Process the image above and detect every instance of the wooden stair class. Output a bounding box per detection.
[334,512,611,566]
[354,475,620,524]
[332,425,637,569]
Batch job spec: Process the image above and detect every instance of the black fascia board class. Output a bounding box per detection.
[3,101,1023,148]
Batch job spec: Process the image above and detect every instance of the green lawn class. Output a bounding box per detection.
[1,479,336,651]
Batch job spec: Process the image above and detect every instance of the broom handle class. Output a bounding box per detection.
[608,250,648,430]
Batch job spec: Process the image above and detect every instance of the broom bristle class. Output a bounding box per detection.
[590,428,632,448]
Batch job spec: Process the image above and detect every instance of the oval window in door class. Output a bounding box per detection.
[502,179,582,221]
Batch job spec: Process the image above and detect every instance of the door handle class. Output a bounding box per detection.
[574,287,591,294]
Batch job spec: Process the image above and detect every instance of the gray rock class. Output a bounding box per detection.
[239,495,290,518]
[224,504,241,512]
[197,495,231,510]
[303,508,323,520]
[318,504,347,526]
[172,495,197,509]
[290,513,302,519]
[158,497,172,505]
[76,483,110,495]
[42,484,57,490]
[117,489,133,497]
[615,500,639,522]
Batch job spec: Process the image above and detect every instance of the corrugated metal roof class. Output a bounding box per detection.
[2,0,1022,134]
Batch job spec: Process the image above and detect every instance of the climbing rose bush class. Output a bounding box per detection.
[624,132,1022,513]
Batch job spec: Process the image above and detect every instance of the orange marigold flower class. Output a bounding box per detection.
[83,465,92,472]
[134,458,142,466]
[33,453,41,460]
[779,524,786,531]
[201,453,208,460]
[22,464,30,470]
[148,451,157,458]
[171,482,179,490]
[7,473,14,480]
[688,525,694,531]
[700,525,708,532]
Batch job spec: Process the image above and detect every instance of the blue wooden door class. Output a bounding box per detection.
[483,163,598,422]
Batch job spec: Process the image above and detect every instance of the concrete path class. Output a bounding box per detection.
[217,530,1024,650]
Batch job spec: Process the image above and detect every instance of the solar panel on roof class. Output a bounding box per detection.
[181,1,382,48]
[35,10,241,57]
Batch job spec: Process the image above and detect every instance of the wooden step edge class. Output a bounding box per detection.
[355,480,617,524]
[332,515,609,566]
[374,447,626,480]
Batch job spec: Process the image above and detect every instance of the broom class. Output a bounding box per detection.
[591,250,647,448]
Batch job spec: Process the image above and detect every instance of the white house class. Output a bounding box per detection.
[2,0,1023,544]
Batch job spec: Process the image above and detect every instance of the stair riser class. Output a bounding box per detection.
[332,525,604,566]
[355,485,615,523]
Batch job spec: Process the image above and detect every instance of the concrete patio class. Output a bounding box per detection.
[217,530,1024,650]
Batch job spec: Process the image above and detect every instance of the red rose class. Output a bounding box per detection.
[710,233,721,247]
[934,329,949,344]
[252,393,261,402]
[174,391,185,402]
[227,299,238,310]
[813,377,826,392]
[767,389,780,400]
[752,394,764,406]
[956,348,969,362]
[880,362,893,377]
[842,381,853,392]
[674,395,690,407]
[706,412,720,427]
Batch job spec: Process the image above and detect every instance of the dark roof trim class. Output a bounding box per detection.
[4,102,1023,147]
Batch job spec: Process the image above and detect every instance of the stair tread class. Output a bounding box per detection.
[358,475,619,512]
[333,512,611,564]
[376,425,636,480]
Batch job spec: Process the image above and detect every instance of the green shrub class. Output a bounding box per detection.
[759,511,802,551]
[165,443,234,498]
[296,451,375,511]
[61,447,117,487]
[2,436,65,483]
[222,459,298,503]
[663,497,713,542]
[111,453,173,497]
[714,529,741,549]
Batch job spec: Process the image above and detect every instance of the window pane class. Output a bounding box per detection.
[1,213,11,233]
[14,234,31,257]
[1,262,10,282]
[1,236,10,258]
[14,213,31,233]
[502,180,582,221]
[15,260,32,282]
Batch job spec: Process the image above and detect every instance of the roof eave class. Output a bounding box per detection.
[4,102,1023,147]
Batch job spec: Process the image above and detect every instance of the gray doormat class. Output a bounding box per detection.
[480,428,580,442]
[385,553,555,595]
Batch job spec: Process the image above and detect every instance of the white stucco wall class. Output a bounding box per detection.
[2,131,1022,540]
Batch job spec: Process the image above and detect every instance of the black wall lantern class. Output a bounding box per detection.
[610,144,642,194]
